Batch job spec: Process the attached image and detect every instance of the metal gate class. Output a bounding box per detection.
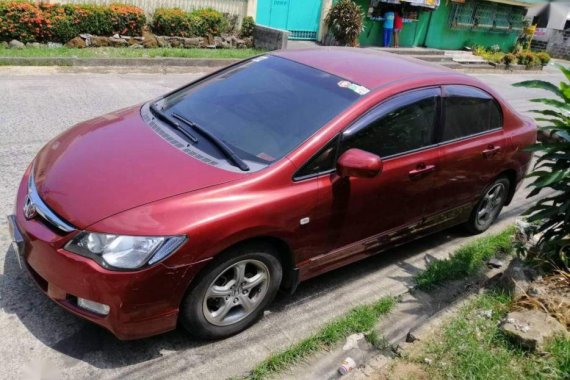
[256,0,323,40]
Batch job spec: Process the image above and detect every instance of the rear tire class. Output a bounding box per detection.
[180,243,282,339]
[465,177,510,234]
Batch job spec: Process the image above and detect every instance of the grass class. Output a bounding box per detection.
[365,330,391,350]
[416,226,515,290]
[247,296,396,380]
[479,50,506,63]
[415,291,570,380]
[548,335,570,376]
[0,47,264,59]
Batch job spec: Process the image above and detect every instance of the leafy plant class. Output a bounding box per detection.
[513,65,570,270]
[240,16,255,38]
[490,44,501,53]
[472,44,486,56]
[325,0,364,47]
[516,50,533,66]
[536,51,551,66]
[502,53,516,65]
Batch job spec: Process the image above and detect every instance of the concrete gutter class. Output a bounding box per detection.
[0,57,241,67]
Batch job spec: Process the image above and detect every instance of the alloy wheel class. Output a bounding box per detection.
[475,182,506,229]
[202,259,270,327]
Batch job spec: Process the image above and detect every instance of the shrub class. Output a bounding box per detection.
[223,13,238,35]
[152,8,185,36]
[240,15,255,38]
[108,4,145,36]
[529,53,541,67]
[325,0,364,47]
[152,8,200,37]
[0,1,145,43]
[191,8,228,36]
[517,51,542,68]
[536,51,551,66]
[472,45,486,56]
[513,65,570,270]
[42,3,114,42]
[0,1,51,43]
[516,50,534,66]
[502,53,516,65]
[151,7,229,37]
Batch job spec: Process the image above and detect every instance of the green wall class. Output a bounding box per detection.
[423,1,518,51]
[354,0,519,51]
[355,0,430,47]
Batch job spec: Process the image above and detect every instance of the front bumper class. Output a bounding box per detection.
[8,174,203,340]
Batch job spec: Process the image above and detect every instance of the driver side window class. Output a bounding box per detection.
[341,88,440,158]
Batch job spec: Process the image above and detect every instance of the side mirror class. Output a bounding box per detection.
[336,149,383,179]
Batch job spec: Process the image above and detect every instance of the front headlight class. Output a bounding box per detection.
[65,232,186,270]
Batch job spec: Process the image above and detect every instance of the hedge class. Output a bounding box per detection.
[0,1,145,43]
[151,7,229,37]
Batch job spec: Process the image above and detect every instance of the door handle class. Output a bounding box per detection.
[409,164,436,179]
[482,145,501,159]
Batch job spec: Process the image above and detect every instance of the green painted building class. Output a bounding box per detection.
[355,0,541,51]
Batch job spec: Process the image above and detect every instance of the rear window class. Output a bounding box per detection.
[160,55,362,165]
[442,85,502,142]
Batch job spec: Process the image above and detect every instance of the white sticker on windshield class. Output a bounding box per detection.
[338,80,369,96]
[252,55,269,62]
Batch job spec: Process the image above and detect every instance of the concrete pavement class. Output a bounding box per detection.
[0,64,565,380]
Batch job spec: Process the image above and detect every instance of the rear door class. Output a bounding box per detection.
[424,85,507,224]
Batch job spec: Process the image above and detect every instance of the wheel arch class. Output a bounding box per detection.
[496,168,518,206]
[226,236,298,293]
[183,235,299,301]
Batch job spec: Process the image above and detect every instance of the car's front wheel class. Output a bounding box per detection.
[180,243,282,339]
[466,177,510,234]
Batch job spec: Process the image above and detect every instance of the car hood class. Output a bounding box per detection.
[33,105,244,228]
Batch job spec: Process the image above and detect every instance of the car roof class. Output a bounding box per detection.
[272,47,463,91]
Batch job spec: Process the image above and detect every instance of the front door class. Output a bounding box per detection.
[304,88,441,274]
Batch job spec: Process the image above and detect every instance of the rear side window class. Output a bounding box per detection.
[442,85,502,142]
[341,88,439,158]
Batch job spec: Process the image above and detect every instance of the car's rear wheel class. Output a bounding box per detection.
[466,177,510,234]
[180,243,282,339]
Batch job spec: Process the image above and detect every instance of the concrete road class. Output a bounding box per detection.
[0,64,564,380]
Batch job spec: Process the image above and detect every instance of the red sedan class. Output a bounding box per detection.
[8,48,536,340]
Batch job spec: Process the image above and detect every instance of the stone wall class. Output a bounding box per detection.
[545,29,570,60]
[253,25,289,51]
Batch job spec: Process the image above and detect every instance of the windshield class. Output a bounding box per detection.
[159,55,362,165]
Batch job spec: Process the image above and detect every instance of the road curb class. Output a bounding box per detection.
[0,56,241,67]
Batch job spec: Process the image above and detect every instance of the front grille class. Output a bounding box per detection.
[27,170,76,234]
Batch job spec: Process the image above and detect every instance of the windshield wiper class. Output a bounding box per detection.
[172,112,250,172]
[149,103,198,144]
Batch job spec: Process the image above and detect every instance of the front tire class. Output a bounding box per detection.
[465,177,510,234]
[180,243,282,339]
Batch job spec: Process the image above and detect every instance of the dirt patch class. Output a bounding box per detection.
[382,362,429,380]
[512,271,570,328]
